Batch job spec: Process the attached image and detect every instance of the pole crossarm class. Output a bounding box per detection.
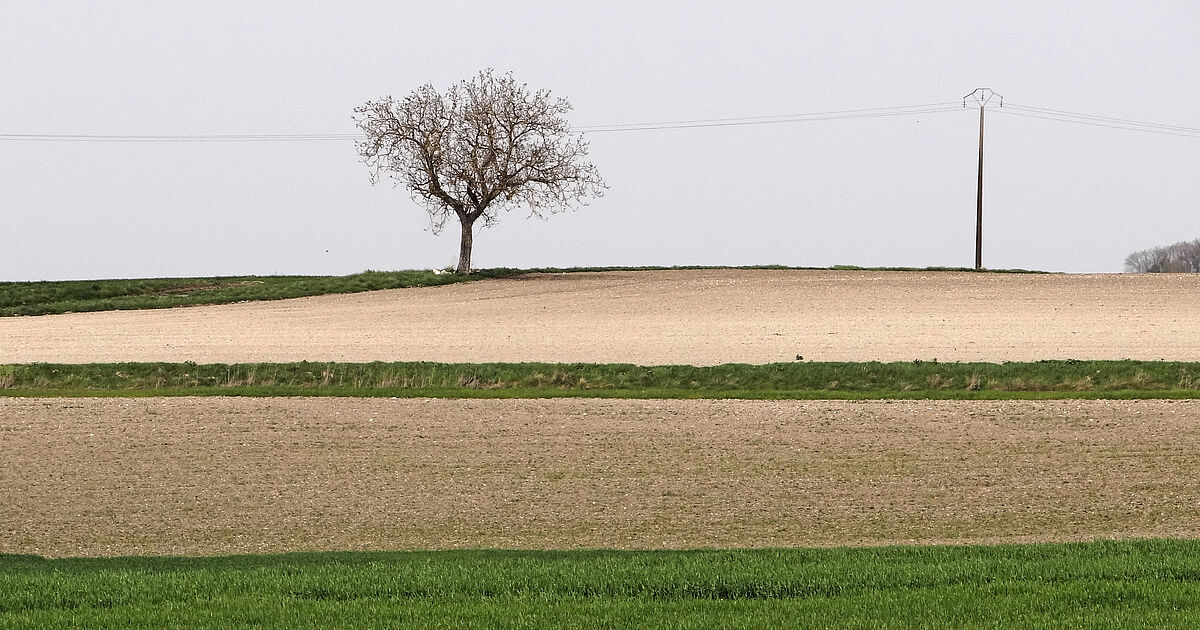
[964,88,1004,109]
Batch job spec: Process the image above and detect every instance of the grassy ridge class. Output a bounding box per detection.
[2,540,1198,628]
[0,265,1045,317]
[2,360,1198,399]
[0,269,525,317]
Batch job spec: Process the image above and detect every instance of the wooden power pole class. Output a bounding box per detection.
[964,88,1002,270]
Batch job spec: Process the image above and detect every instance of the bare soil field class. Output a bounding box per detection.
[3,396,1198,557]
[3,270,1200,365]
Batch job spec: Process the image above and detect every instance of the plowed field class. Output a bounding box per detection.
[5,270,1200,557]
[3,270,1200,365]
[4,397,1198,557]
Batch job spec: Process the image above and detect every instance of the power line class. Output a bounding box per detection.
[997,104,1200,139]
[995,110,1200,138]
[574,102,963,132]
[0,102,966,143]
[2,100,1198,142]
[0,132,357,143]
[1006,103,1200,133]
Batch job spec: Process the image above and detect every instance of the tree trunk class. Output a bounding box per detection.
[456,216,475,274]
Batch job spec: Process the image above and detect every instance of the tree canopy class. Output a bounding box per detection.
[355,70,606,273]
[1125,238,1200,273]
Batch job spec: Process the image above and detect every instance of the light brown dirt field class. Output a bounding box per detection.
[3,396,1198,557]
[3,270,1199,366]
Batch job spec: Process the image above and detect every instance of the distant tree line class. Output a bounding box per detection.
[1124,238,1200,273]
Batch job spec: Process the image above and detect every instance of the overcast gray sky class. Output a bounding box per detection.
[3,1,1198,281]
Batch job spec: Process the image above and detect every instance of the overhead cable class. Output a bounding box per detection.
[574,102,963,132]
[0,132,357,143]
[0,102,966,142]
[1006,103,1200,133]
[997,104,1200,139]
[2,100,1198,142]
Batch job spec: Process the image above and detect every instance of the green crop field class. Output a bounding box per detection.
[3,541,1198,629]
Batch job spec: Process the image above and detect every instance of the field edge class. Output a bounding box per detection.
[3,359,1199,399]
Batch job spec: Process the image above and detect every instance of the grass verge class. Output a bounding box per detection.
[2,540,1197,629]
[0,269,523,317]
[2,359,1198,399]
[0,265,1045,317]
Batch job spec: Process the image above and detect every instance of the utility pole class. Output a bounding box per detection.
[963,88,1002,270]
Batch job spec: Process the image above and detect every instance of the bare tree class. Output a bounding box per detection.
[1125,238,1200,273]
[1172,238,1200,272]
[355,70,606,274]
[1124,248,1158,273]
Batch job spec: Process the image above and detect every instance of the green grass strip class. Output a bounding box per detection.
[0,269,524,317]
[2,540,1198,629]
[2,359,1198,399]
[0,265,1045,317]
